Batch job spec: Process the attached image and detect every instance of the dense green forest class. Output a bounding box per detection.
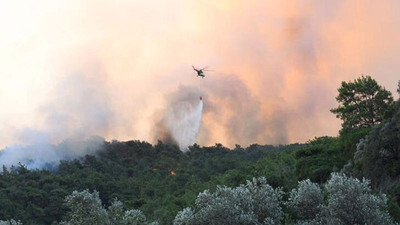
[1,76,400,224]
[0,141,302,224]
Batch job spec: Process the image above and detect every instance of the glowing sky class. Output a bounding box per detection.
[1,0,400,148]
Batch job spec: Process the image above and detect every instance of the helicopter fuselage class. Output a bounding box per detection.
[193,66,206,78]
[197,72,205,78]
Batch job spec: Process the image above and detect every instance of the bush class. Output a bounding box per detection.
[288,179,323,220]
[174,177,283,225]
[0,220,23,225]
[60,190,157,225]
[288,173,396,225]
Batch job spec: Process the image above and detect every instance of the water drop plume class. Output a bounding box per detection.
[153,86,204,151]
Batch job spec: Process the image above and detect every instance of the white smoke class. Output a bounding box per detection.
[154,86,204,151]
[164,99,203,151]
[0,73,111,170]
[0,135,104,170]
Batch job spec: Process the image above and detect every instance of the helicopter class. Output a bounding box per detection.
[192,66,212,78]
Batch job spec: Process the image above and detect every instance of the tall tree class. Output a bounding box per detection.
[331,75,393,131]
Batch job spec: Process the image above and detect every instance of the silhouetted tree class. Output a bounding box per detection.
[331,75,393,132]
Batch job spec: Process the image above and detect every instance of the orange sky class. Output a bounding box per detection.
[1,0,400,148]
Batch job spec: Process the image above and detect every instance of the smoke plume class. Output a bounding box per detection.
[154,86,203,151]
[155,75,289,149]
[0,71,112,169]
[0,135,104,170]
[196,75,289,146]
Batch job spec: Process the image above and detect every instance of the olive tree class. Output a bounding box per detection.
[287,179,323,220]
[0,220,23,225]
[60,190,108,225]
[288,173,396,225]
[60,190,157,225]
[174,177,283,225]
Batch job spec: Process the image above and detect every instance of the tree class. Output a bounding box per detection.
[352,101,400,200]
[288,179,323,220]
[0,220,23,225]
[60,190,157,225]
[331,75,393,131]
[173,177,283,225]
[295,137,344,183]
[288,173,396,225]
[60,190,109,225]
[324,173,393,224]
[174,208,195,225]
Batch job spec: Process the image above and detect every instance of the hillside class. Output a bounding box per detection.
[0,141,302,224]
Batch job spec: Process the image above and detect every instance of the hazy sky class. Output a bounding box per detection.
[1,0,400,148]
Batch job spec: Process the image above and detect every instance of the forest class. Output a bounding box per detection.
[0,76,399,225]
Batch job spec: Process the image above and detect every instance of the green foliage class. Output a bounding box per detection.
[174,177,284,225]
[1,137,400,224]
[295,137,345,183]
[61,190,108,225]
[331,75,394,132]
[388,195,400,222]
[1,135,399,224]
[60,189,157,225]
[339,127,371,158]
[288,179,323,220]
[0,141,280,224]
[324,173,393,224]
[288,173,396,225]
[216,149,298,191]
[176,173,397,225]
[0,220,23,225]
[352,101,400,202]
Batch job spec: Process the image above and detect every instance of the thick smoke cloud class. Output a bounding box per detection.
[200,75,288,146]
[42,73,113,142]
[0,136,104,170]
[156,75,288,149]
[0,72,112,168]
